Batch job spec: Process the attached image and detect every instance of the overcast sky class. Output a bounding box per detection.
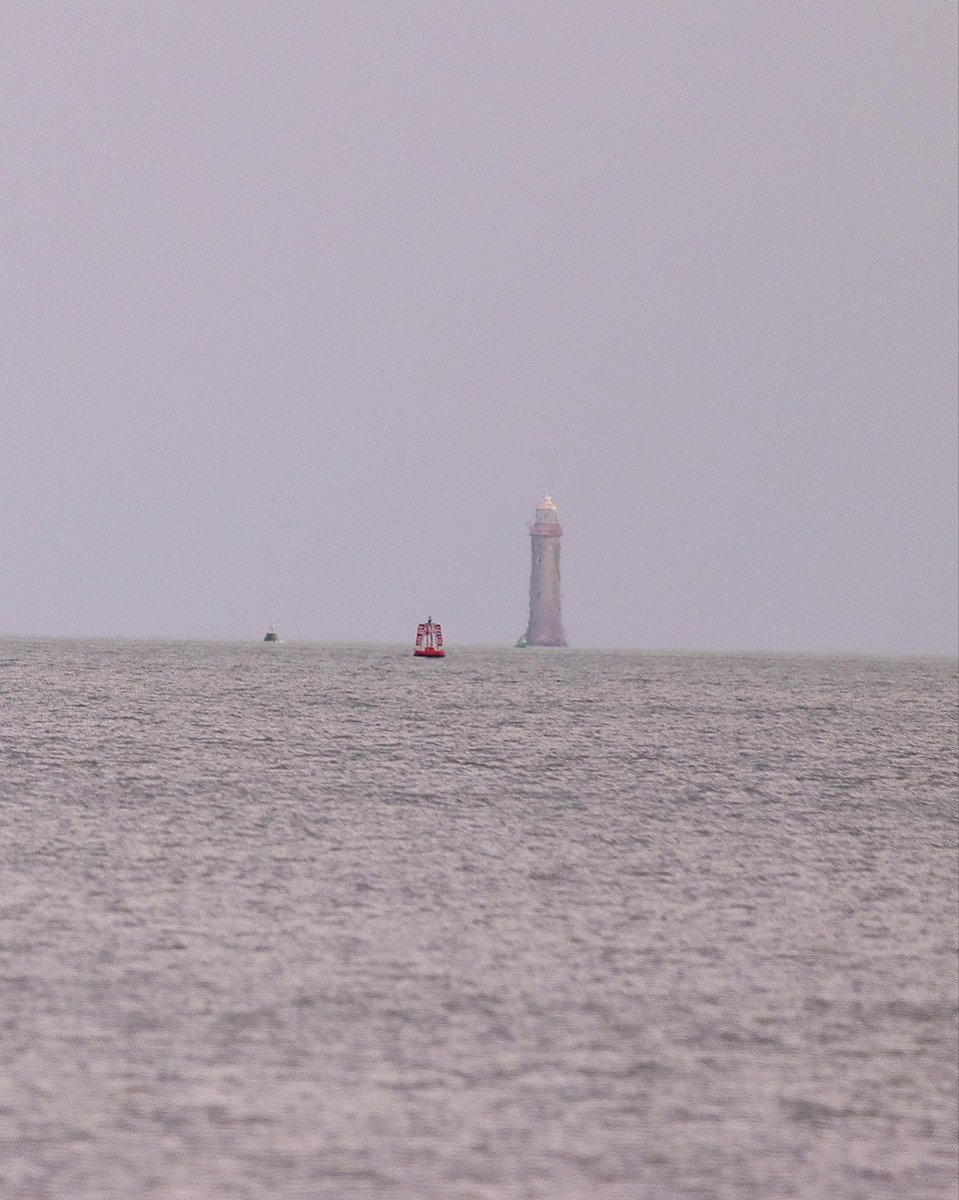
[1,1,956,653]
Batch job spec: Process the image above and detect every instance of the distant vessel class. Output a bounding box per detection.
[263,628,279,643]
[414,617,445,658]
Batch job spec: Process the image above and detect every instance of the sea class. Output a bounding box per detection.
[0,639,956,1200]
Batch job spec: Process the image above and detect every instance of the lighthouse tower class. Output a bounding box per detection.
[524,496,567,646]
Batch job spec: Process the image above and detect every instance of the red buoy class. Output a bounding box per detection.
[414,617,446,658]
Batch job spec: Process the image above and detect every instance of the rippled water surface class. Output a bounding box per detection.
[0,640,956,1199]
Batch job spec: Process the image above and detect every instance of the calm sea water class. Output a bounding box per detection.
[0,640,955,1200]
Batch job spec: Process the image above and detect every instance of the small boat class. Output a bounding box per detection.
[414,617,445,658]
[263,628,279,643]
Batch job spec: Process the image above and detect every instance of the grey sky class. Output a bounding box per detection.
[1,1,956,653]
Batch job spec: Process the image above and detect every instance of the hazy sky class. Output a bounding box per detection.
[2,1,956,653]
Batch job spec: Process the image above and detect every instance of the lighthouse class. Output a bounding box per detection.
[523,496,567,647]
